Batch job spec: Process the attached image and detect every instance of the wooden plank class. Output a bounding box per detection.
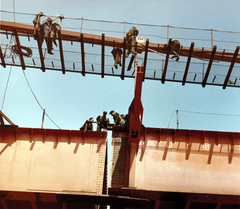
[161,39,171,84]
[13,27,25,70]
[80,33,85,76]
[127,55,134,71]
[58,30,65,74]
[36,33,45,72]
[121,37,126,80]
[182,42,194,86]
[143,38,149,82]
[202,45,217,87]
[1,21,240,63]
[0,45,6,68]
[101,34,105,78]
[223,46,239,89]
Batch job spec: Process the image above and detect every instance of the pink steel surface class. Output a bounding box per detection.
[0,127,107,194]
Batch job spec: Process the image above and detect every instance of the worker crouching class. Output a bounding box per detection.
[125,27,139,57]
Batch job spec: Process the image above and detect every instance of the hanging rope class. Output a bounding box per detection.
[22,70,61,129]
[11,44,33,57]
[1,65,12,111]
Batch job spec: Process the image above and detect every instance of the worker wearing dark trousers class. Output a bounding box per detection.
[125,26,139,57]
[96,111,110,131]
[33,12,45,40]
[80,117,95,131]
[39,18,53,54]
[111,48,122,69]
[49,14,65,54]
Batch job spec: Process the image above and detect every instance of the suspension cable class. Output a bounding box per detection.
[22,70,61,129]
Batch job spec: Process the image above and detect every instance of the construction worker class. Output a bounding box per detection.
[121,114,129,124]
[125,26,139,57]
[169,40,181,61]
[96,111,110,131]
[111,48,122,69]
[39,17,53,54]
[33,12,45,40]
[49,14,65,53]
[80,117,95,131]
[109,110,124,126]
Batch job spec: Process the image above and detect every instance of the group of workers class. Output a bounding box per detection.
[33,12,65,54]
[80,110,128,131]
[33,13,181,66]
[111,26,181,69]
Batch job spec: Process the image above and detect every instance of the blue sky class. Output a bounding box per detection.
[1,0,240,132]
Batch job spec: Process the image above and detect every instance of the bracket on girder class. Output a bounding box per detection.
[0,111,18,128]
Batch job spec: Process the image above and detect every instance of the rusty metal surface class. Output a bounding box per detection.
[0,127,107,194]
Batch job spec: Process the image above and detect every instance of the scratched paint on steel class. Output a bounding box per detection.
[109,131,128,188]
[133,128,240,195]
[0,127,107,194]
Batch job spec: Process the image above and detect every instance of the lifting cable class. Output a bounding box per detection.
[1,65,12,111]
[22,70,61,129]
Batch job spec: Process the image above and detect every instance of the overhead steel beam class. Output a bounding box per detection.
[223,46,240,89]
[182,42,194,86]
[13,27,25,70]
[121,37,126,80]
[161,39,171,84]
[2,21,240,63]
[143,38,149,82]
[58,30,65,74]
[101,34,105,78]
[80,33,85,76]
[0,45,6,68]
[202,45,217,87]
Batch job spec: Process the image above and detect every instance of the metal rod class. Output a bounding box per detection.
[80,33,85,76]
[176,110,179,129]
[143,38,149,82]
[58,30,65,74]
[223,46,240,89]
[80,18,83,34]
[41,109,45,129]
[13,27,25,70]
[0,45,6,68]
[182,42,194,86]
[121,37,126,80]
[202,45,217,87]
[101,33,105,78]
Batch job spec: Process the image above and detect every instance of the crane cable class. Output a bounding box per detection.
[22,70,61,129]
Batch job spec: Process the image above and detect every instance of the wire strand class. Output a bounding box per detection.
[178,110,240,117]
[22,70,61,129]
[1,65,12,111]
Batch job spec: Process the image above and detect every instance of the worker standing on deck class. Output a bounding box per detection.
[49,14,65,53]
[109,110,124,126]
[33,12,45,40]
[125,26,139,57]
[96,111,110,131]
